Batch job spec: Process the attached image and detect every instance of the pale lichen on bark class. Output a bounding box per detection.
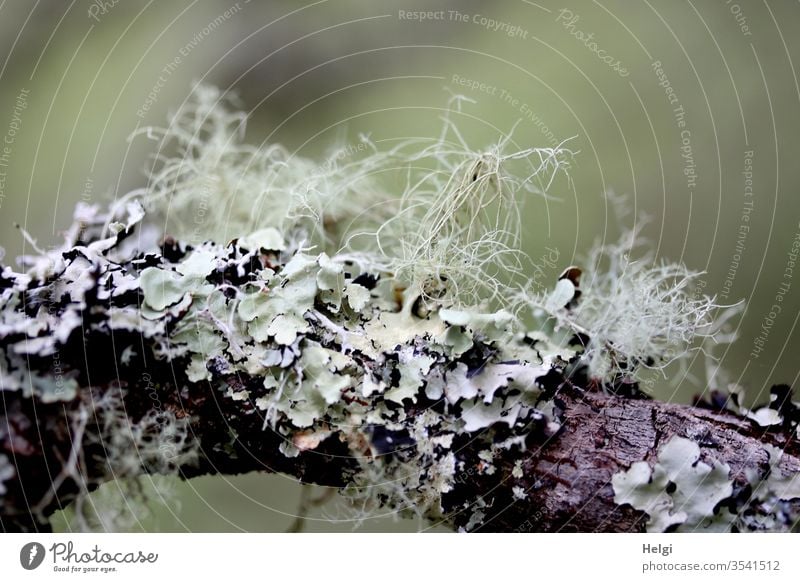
[0,199,571,529]
[1,87,799,533]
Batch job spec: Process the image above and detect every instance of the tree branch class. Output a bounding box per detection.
[1,204,798,532]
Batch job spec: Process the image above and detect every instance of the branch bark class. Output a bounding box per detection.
[3,365,799,532]
[1,205,798,532]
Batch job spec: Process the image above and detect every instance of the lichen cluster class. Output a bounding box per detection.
[612,434,800,533]
[0,196,571,527]
[130,201,574,522]
[3,87,792,532]
[132,86,575,309]
[612,436,734,532]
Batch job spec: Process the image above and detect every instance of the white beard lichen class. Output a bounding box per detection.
[132,85,575,310]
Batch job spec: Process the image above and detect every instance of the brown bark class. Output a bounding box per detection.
[2,357,797,532]
[463,384,800,532]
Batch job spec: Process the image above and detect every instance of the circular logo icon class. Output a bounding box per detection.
[19,542,45,570]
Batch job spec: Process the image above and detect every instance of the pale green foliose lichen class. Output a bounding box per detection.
[0,454,14,497]
[14,197,568,523]
[758,445,800,500]
[613,434,800,533]
[612,436,733,532]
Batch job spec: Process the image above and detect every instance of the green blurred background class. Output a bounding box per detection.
[0,0,798,531]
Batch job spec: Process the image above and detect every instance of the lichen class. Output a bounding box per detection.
[134,86,574,311]
[0,86,762,532]
[0,454,14,497]
[613,433,800,533]
[728,444,800,531]
[0,193,572,527]
[525,226,729,384]
[612,436,733,532]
